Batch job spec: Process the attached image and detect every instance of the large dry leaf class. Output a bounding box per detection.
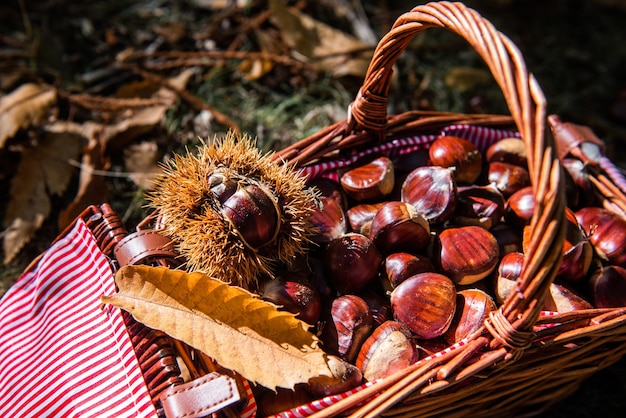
[0,83,57,148]
[103,265,332,390]
[269,0,372,78]
[3,130,84,263]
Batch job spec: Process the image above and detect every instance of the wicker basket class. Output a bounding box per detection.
[20,2,626,417]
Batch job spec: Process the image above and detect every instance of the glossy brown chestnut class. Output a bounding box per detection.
[308,196,347,244]
[494,251,525,304]
[437,226,500,285]
[487,161,531,197]
[542,283,593,313]
[385,252,435,288]
[575,207,626,267]
[453,184,506,230]
[346,202,386,236]
[369,201,430,255]
[355,320,419,381]
[390,272,457,339]
[323,233,383,294]
[443,288,496,345]
[401,165,457,224]
[221,184,280,249]
[259,274,322,325]
[319,295,374,363]
[588,264,626,308]
[207,172,238,203]
[504,186,535,228]
[306,355,363,398]
[340,156,395,202]
[428,136,482,184]
[556,208,593,283]
[485,137,527,167]
[307,177,348,210]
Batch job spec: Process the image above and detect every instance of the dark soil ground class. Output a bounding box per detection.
[2,0,626,416]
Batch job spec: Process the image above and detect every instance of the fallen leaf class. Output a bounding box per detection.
[3,130,84,263]
[238,29,280,80]
[123,140,163,189]
[102,265,332,390]
[0,83,57,148]
[269,0,372,78]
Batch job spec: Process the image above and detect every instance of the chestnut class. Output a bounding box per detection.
[504,186,535,228]
[307,177,348,210]
[543,283,593,313]
[575,207,626,267]
[259,273,322,325]
[453,184,506,230]
[306,355,363,398]
[436,226,500,285]
[443,288,496,345]
[588,264,626,308]
[485,137,527,167]
[556,208,593,283]
[385,252,435,288]
[428,135,482,184]
[487,161,531,197]
[346,202,386,235]
[207,172,238,203]
[401,165,457,224]
[369,201,430,255]
[221,183,281,249]
[390,272,457,339]
[319,295,374,363]
[323,233,383,294]
[494,251,525,304]
[340,156,395,202]
[308,196,347,244]
[355,320,419,381]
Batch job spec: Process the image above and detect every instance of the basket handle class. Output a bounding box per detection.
[290,2,566,350]
[369,2,566,348]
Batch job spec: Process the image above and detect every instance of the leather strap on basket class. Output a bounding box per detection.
[114,229,178,267]
[160,372,243,418]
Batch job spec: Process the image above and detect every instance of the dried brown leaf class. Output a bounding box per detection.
[102,265,332,390]
[269,0,372,78]
[3,130,84,263]
[123,140,163,189]
[0,83,57,148]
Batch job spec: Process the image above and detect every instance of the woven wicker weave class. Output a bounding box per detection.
[67,2,626,417]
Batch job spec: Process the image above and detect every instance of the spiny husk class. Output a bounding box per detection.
[148,131,319,289]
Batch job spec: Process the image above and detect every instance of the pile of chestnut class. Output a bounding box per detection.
[256,134,626,410]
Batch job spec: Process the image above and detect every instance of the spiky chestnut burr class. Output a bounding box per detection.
[147,132,320,289]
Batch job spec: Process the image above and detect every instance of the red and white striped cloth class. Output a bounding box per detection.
[300,124,520,181]
[0,219,157,417]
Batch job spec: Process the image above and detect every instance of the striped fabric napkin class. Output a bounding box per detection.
[0,219,157,417]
